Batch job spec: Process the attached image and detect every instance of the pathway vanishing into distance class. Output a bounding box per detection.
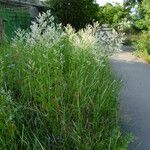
[110,46,150,150]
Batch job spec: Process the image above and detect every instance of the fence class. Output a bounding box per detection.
[0,6,31,38]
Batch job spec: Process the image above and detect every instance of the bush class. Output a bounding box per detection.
[133,31,150,63]
[0,12,131,149]
[123,30,141,45]
[133,0,150,31]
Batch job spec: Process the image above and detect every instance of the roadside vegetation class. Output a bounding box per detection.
[0,10,132,149]
[132,0,150,63]
[46,0,130,30]
[134,31,150,63]
[0,0,139,149]
[122,0,150,63]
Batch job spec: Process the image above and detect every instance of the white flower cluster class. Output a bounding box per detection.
[65,24,96,50]
[118,18,132,31]
[64,23,104,63]
[66,22,125,54]
[13,11,125,54]
[96,25,125,53]
[13,11,63,48]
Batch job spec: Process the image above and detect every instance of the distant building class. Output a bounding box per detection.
[0,0,47,37]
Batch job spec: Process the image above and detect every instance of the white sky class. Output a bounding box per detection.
[40,0,124,6]
[96,0,124,6]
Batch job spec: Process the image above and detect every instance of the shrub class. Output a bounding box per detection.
[0,11,131,149]
[133,0,150,31]
[123,30,141,45]
[133,31,150,63]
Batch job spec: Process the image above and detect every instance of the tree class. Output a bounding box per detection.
[98,3,128,26]
[123,0,141,15]
[46,0,99,30]
[133,0,150,30]
[124,0,142,6]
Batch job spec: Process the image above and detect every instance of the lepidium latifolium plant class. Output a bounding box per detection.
[1,11,131,149]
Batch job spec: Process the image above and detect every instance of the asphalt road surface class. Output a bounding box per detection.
[111,46,150,150]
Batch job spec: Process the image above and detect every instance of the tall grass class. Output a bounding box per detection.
[0,12,130,149]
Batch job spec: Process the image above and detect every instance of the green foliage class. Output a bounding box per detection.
[124,0,138,9]
[129,0,150,62]
[46,0,99,30]
[124,31,141,45]
[0,12,131,149]
[134,31,150,63]
[98,3,129,27]
[133,0,150,62]
[46,0,130,29]
[133,0,150,30]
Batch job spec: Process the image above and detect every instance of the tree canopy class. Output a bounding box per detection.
[98,3,128,26]
[132,0,150,30]
[47,0,99,30]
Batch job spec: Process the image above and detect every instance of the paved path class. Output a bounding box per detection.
[110,46,150,150]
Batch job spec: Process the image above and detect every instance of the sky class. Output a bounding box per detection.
[96,0,124,6]
[40,0,124,6]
